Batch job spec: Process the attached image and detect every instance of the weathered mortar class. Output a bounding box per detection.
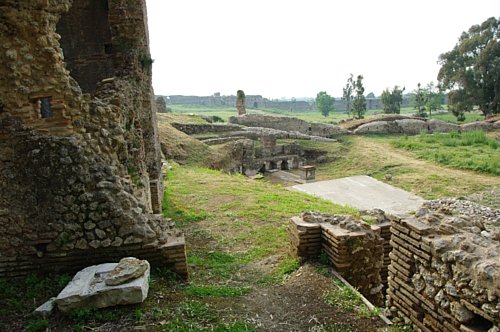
[0,0,186,278]
[229,114,347,138]
[387,199,499,332]
[289,211,385,306]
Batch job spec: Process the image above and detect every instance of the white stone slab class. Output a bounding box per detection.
[290,175,425,216]
[55,260,150,313]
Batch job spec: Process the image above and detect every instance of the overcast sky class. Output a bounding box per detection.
[146,1,499,99]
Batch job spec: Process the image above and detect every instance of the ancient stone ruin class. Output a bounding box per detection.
[289,201,500,331]
[0,0,187,278]
[236,90,246,116]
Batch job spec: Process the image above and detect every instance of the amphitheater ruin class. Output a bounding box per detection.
[0,1,498,332]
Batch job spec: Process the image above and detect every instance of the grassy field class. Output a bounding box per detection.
[293,135,500,201]
[3,166,389,331]
[169,104,484,124]
[391,131,499,175]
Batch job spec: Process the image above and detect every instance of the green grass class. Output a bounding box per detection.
[432,111,484,124]
[163,165,357,265]
[323,283,363,312]
[169,103,454,125]
[392,131,500,175]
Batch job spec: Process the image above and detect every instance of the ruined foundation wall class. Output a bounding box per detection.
[0,0,186,278]
[289,211,385,306]
[387,200,499,332]
[229,114,347,138]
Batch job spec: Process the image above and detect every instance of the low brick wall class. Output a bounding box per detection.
[288,216,322,259]
[289,203,499,331]
[289,211,385,306]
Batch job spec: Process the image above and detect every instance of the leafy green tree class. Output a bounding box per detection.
[413,83,427,117]
[342,74,354,117]
[425,82,444,118]
[352,75,366,119]
[315,91,335,117]
[381,86,405,114]
[438,17,500,118]
[366,92,375,98]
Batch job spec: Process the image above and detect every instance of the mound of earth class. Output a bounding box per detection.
[337,114,422,130]
[157,119,219,165]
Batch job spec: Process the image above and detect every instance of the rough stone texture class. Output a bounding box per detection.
[493,121,500,129]
[55,261,150,313]
[229,114,348,138]
[387,199,499,332]
[171,122,242,135]
[212,138,304,176]
[461,121,494,132]
[33,297,56,318]
[289,211,385,306]
[155,96,169,113]
[353,117,495,135]
[394,119,429,135]
[0,0,187,278]
[427,119,460,133]
[105,257,149,286]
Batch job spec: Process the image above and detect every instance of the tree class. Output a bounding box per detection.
[381,86,405,114]
[437,17,500,118]
[342,74,354,118]
[425,82,444,118]
[413,83,427,117]
[316,91,335,117]
[366,92,375,98]
[352,75,366,119]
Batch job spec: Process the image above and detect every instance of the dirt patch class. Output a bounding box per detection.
[239,264,386,332]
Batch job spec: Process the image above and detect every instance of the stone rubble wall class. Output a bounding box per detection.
[353,118,499,135]
[289,203,499,331]
[229,114,348,138]
[387,199,499,332]
[0,0,187,278]
[171,122,242,135]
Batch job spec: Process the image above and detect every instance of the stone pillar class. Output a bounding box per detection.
[300,165,316,181]
[236,90,246,116]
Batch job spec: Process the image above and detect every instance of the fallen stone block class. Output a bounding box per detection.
[33,297,56,318]
[55,259,150,313]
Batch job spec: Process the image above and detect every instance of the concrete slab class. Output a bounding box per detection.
[290,175,425,216]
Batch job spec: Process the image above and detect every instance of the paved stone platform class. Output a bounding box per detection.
[290,175,425,215]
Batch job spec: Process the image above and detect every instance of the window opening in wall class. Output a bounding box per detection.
[36,97,53,118]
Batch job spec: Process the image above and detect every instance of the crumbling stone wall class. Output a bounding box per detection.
[0,0,186,278]
[289,203,499,331]
[387,199,499,332]
[229,114,347,138]
[171,123,242,135]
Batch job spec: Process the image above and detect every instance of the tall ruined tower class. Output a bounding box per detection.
[0,0,187,277]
